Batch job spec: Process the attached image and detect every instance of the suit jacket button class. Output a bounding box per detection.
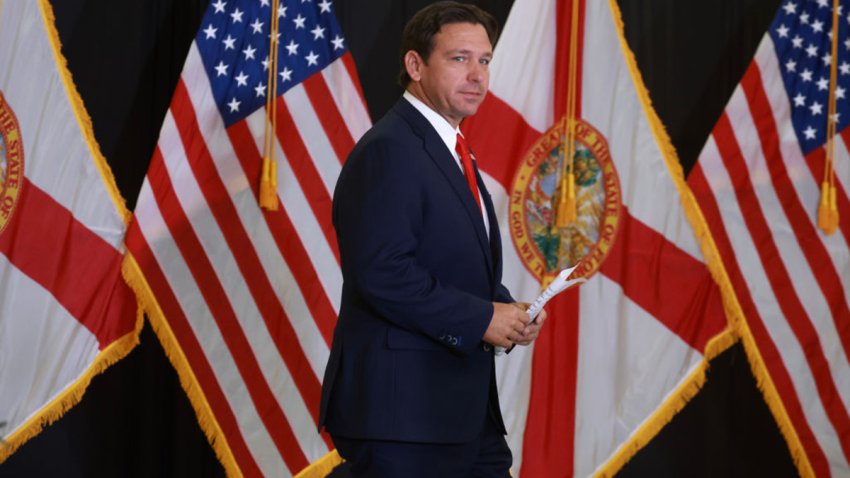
[483,344,491,352]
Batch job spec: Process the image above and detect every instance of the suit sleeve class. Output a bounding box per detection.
[333,138,493,355]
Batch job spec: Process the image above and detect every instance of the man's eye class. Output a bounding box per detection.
[480,59,491,65]
[453,56,466,62]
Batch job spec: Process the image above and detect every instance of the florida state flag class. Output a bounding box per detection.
[463,0,734,475]
[0,0,139,462]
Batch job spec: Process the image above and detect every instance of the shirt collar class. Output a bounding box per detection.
[403,90,461,155]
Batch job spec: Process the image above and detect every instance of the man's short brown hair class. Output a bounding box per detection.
[398,1,499,88]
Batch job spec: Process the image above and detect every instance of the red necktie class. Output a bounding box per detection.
[455,133,482,211]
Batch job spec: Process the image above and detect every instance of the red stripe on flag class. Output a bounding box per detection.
[742,66,850,364]
[599,207,727,351]
[688,163,831,476]
[274,96,341,263]
[125,223,265,478]
[171,82,328,437]
[461,93,542,191]
[227,120,337,346]
[0,178,136,347]
[520,289,580,478]
[302,74,356,164]
[146,146,309,471]
[712,111,850,463]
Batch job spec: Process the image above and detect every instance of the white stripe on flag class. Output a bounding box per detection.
[321,59,371,141]
[284,84,345,186]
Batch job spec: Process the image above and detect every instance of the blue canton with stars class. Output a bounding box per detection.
[196,0,346,127]
[771,0,850,154]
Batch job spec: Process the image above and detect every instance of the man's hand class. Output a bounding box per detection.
[483,302,530,348]
[511,302,547,346]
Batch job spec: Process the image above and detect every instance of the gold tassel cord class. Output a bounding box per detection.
[819,0,840,234]
[554,0,581,228]
[260,0,281,210]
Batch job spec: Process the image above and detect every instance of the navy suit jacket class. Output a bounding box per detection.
[319,98,514,444]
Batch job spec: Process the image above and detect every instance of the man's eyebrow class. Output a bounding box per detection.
[444,48,494,57]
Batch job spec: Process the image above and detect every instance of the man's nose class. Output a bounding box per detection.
[468,62,486,82]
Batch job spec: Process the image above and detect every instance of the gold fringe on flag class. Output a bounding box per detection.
[260,0,281,211]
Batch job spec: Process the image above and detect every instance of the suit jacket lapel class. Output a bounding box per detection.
[393,99,495,279]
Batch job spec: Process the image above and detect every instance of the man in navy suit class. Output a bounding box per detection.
[319,2,547,476]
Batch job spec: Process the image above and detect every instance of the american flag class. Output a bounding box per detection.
[690,0,850,475]
[124,0,370,475]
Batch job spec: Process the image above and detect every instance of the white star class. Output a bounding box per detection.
[255,82,267,97]
[231,8,244,23]
[803,125,817,139]
[800,68,812,81]
[214,61,229,77]
[817,0,828,8]
[810,101,823,115]
[831,112,841,123]
[776,24,790,38]
[806,43,818,57]
[792,35,803,48]
[235,71,249,86]
[212,0,226,14]
[243,45,257,60]
[837,86,846,99]
[250,18,264,34]
[285,39,299,55]
[280,67,293,82]
[305,50,319,66]
[261,55,270,70]
[311,25,326,40]
[278,5,287,17]
[793,93,806,107]
[331,35,345,50]
[812,19,824,33]
[203,24,217,40]
[223,34,236,50]
[228,97,241,112]
[800,12,810,24]
[318,0,332,13]
[817,76,829,90]
[293,14,306,29]
[845,38,850,50]
[783,1,797,14]
[260,0,270,6]
[786,59,797,72]
[822,52,832,66]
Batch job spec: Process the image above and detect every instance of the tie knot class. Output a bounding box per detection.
[455,133,469,156]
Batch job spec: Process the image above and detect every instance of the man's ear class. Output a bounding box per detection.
[404,50,424,82]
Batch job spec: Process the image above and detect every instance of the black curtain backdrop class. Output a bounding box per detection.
[0,0,798,476]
